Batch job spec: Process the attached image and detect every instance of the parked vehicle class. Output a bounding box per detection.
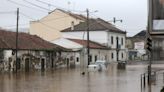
[87,64,99,71]
[88,60,107,71]
[95,60,107,71]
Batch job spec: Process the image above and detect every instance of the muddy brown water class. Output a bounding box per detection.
[0,64,163,92]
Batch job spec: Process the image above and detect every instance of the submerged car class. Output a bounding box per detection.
[87,64,99,71]
[88,60,107,71]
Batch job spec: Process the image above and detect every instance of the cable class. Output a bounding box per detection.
[20,12,61,31]
[35,0,86,13]
[36,0,64,10]
[39,15,70,22]
[23,0,50,11]
[2,24,28,28]
[0,11,16,14]
[7,0,47,13]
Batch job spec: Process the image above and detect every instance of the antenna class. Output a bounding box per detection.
[67,1,71,12]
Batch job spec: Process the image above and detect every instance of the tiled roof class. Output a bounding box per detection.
[67,38,109,49]
[133,30,146,37]
[61,18,126,34]
[0,29,63,51]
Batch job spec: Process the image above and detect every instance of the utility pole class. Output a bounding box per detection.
[15,8,19,73]
[86,9,90,66]
[147,0,153,86]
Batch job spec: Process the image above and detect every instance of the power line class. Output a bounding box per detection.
[38,15,70,22]
[20,12,60,31]
[0,11,16,14]
[2,24,28,28]
[23,0,50,11]
[36,0,63,9]
[35,0,86,13]
[7,0,47,13]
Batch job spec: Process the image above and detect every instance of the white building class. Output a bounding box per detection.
[61,18,127,62]
[51,38,111,67]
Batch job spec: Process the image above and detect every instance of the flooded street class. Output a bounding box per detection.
[0,63,163,92]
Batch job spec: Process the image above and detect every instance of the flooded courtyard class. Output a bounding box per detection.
[0,63,163,92]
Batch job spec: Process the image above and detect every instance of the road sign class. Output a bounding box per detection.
[149,0,164,35]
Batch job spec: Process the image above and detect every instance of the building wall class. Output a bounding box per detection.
[62,31,126,49]
[30,9,84,41]
[62,31,126,62]
[61,49,112,67]
[90,49,109,63]
[107,32,126,49]
[61,52,80,67]
[62,31,108,44]
[1,50,56,71]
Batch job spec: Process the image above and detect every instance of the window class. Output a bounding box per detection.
[122,53,124,59]
[76,57,79,62]
[111,36,113,44]
[116,37,119,48]
[0,50,4,60]
[121,38,124,45]
[35,51,40,56]
[95,55,97,62]
[89,55,92,62]
[111,53,114,59]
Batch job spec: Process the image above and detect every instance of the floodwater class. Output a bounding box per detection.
[0,63,163,92]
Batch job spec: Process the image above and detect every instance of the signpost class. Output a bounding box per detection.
[148,0,164,87]
[149,0,164,35]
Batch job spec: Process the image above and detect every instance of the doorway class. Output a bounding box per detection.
[25,58,30,72]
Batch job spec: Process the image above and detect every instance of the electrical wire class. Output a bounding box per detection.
[23,0,50,11]
[38,15,70,22]
[2,24,28,28]
[0,11,16,14]
[19,13,94,41]
[20,12,61,31]
[35,0,86,13]
[7,0,47,13]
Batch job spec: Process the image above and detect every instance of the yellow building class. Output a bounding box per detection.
[29,9,86,41]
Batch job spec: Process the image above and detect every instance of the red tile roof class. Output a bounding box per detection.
[67,38,109,49]
[0,29,62,51]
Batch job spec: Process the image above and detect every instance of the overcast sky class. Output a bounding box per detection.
[0,0,148,36]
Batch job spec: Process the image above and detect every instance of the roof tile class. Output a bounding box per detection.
[0,29,59,50]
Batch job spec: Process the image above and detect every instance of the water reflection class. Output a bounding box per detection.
[0,64,162,92]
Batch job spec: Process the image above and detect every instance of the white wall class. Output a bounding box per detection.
[3,50,12,61]
[62,31,108,45]
[62,30,127,62]
[90,49,109,63]
[62,30,126,49]
[118,50,126,61]
[107,32,126,49]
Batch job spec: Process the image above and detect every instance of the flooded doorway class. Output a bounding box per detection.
[25,58,30,72]
[41,58,45,71]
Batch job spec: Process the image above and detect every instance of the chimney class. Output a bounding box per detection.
[71,21,74,30]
